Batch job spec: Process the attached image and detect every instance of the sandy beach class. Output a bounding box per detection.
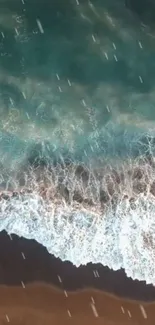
[0,230,154,324]
[0,283,154,325]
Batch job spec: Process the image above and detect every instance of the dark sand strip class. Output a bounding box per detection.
[0,231,155,324]
[0,230,154,302]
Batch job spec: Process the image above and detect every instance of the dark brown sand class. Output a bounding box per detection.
[0,231,155,324]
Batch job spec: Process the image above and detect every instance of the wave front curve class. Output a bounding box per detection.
[0,159,155,286]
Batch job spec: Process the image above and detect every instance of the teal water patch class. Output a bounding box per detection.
[0,120,154,175]
[0,0,155,174]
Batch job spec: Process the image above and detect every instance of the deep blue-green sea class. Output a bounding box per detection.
[1,0,155,285]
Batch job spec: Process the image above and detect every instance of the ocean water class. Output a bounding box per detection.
[1,0,155,285]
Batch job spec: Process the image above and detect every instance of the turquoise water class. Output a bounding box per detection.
[0,0,155,172]
[1,0,155,285]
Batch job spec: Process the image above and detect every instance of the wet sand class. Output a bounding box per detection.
[0,284,154,325]
[0,231,155,324]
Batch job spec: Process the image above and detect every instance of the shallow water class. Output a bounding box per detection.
[1,0,155,285]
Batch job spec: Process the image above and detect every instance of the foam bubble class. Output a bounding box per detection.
[0,170,155,286]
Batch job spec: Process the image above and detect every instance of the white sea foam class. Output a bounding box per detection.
[0,188,155,285]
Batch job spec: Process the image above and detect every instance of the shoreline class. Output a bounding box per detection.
[0,281,154,306]
[0,230,154,303]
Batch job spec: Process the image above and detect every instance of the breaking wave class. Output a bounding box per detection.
[1,133,155,286]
